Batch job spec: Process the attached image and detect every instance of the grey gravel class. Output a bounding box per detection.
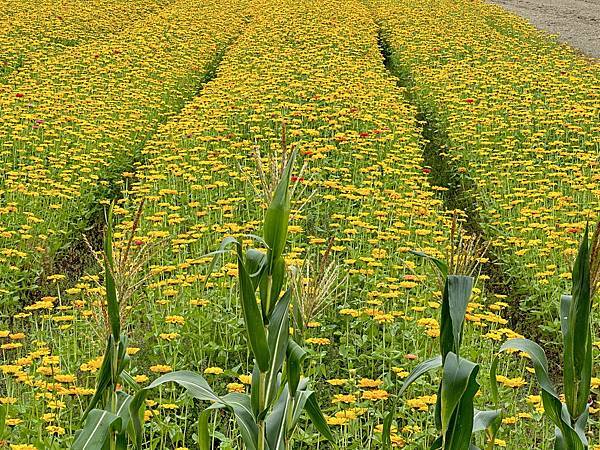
[487,0,600,59]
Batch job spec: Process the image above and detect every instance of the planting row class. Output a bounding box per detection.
[0,0,252,307]
[0,0,172,79]
[1,0,538,448]
[370,0,600,324]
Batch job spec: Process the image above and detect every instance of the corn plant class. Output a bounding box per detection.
[128,150,334,450]
[493,225,597,449]
[72,206,139,450]
[383,248,500,450]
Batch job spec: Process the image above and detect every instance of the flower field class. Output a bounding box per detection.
[0,0,598,449]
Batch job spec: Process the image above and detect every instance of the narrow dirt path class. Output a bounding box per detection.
[487,0,600,58]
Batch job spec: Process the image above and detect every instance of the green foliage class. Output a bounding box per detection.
[494,225,594,449]
[387,267,500,450]
[128,150,333,450]
[74,206,137,449]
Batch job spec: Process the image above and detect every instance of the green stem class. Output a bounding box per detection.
[258,371,267,450]
[109,337,119,450]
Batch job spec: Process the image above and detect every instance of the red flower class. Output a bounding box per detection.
[15,93,24,98]
[422,167,431,174]
[359,132,370,138]
[465,98,474,104]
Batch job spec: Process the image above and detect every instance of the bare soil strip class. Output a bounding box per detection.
[488,0,600,59]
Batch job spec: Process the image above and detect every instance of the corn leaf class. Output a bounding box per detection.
[104,206,120,342]
[398,356,442,396]
[264,289,291,410]
[82,338,114,420]
[500,338,585,449]
[409,250,449,279]
[563,225,593,420]
[202,236,240,291]
[198,410,211,450]
[472,409,501,433]
[303,391,335,442]
[245,248,267,289]
[266,384,291,450]
[0,404,6,439]
[208,393,258,450]
[286,339,308,397]
[440,276,473,361]
[237,243,271,372]
[263,150,296,272]
[440,353,479,449]
[129,370,221,448]
[72,409,122,450]
[289,378,311,428]
[115,391,132,437]
[382,410,395,450]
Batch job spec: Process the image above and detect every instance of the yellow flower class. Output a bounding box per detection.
[227,382,245,393]
[326,416,348,425]
[150,365,173,374]
[357,378,383,389]
[361,389,389,400]
[239,375,252,385]
[204,367,224,375]
[165,315,185,326]
[496,375,527,388]
[332,394,356,404]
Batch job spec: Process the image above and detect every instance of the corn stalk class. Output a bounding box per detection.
[129,149,334,450]
[383,249,500,450]
[494,224,596,449]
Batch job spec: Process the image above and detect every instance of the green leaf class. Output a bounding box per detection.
[440,276,473,361]
[0,404,6,439]
[266,384,291,450]
[72,409,121,450]
[489,356,500,406]
[130,370,220,448]
[500,338,555,395]
[208,393,258,450]
[202,236,239,291]
[264,289,291,409]
[263,150,296,273]
[83,337,114,420]
[574,405,589,447]
[398,356,442,396]
[563,225,593,420]
[440,353,479,448]
[382,410,395,450]
[246,248,267,289]
[472,409,501,433]
[266,257,286,317]
[289,378,311,428]
[115,391,132,432]
[104,205,120,342]
[303,392,334,442]
[409,250,448,278]
[429,436,442,450]
[236,243,271,372]
[499,339,585,449]
[286,339,308,398]
[148,370,219,401]
[198,410,211,450]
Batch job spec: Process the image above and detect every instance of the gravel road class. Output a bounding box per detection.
[488,0,600,58]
